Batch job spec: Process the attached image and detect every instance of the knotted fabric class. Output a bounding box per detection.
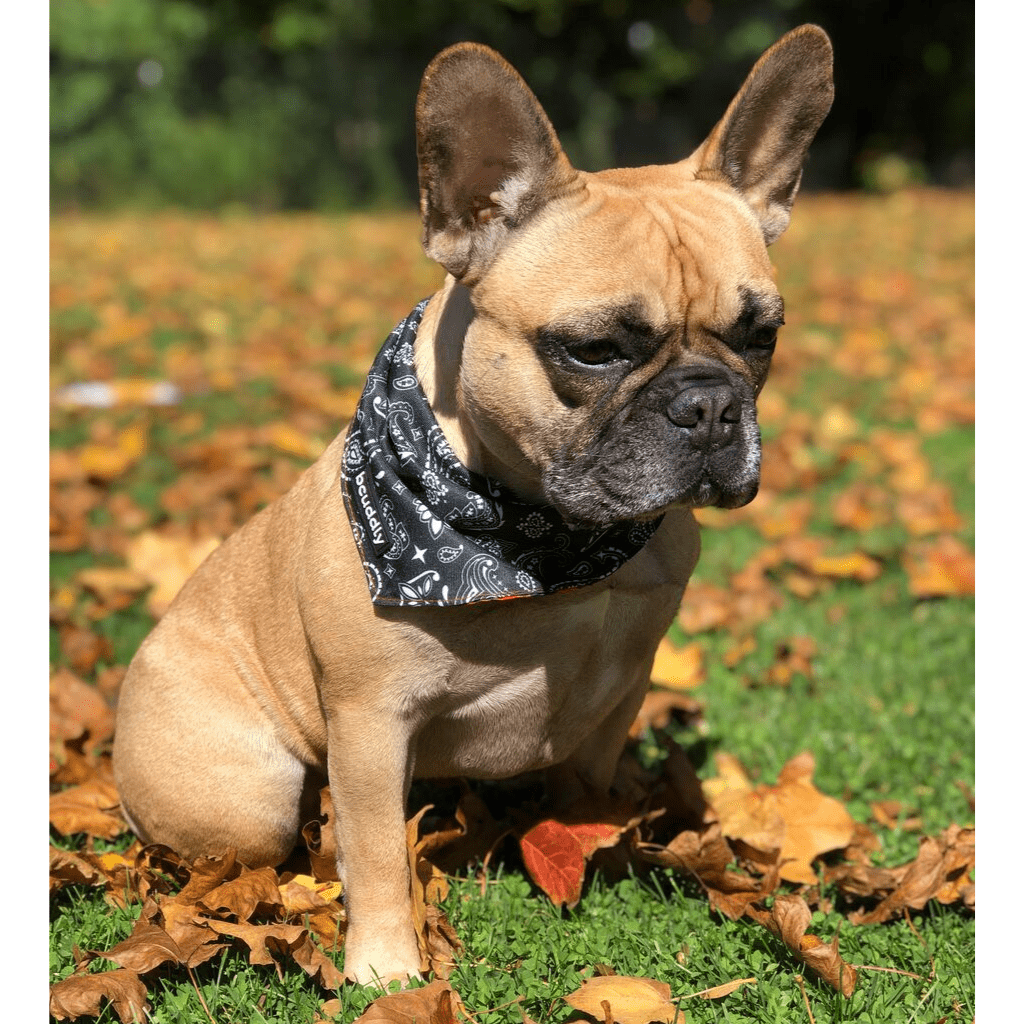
[340,301,661,606]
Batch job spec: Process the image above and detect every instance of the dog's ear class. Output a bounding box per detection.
[689,24,833,245]
[416,43,578,283]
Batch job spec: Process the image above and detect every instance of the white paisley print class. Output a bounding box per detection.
[339,302,662,607]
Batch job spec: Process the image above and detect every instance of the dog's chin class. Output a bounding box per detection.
[543,472,760,530]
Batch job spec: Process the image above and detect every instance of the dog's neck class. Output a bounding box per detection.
[416,277,546,503]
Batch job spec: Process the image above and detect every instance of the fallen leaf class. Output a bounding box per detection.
[628,689,703,739]
[125,529,221,616]
[761,636,817,688]
[78,423,148,482]
[650,639,705,690]
[903,536,974,597]
[96,920,189,974]
[846,825,974,924]
[895,483,963,536]
[50,669,116,748]
[301,785,340,882]
[58,625,114,676]
[564,975,679,1024]
[200,866,283,919]
[50,968,148,1023]
[750,496,814,540]
[519,819,588,909]
[677,580,733,633]
[50,774,126,840]
[702,751,854,884]
[870,800,923,832]
[50,846,107,893]
[747,894,857,996]
[353,978,467,1022]
[75,565,150,611]
[830,482,893,532]
[808,550,882,583]
[683,977,756,1000]
[206,919,307,971]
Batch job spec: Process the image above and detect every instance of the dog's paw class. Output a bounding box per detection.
[343,926,423,988]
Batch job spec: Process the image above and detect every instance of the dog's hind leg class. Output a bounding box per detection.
[113,649,314,868]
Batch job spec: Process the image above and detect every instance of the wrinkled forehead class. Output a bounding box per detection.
[477,174,779,334]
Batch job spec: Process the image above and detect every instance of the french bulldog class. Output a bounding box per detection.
[113,24,833,985]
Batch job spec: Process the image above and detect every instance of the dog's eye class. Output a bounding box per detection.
[747,327,778,353]
[566,339,623,366]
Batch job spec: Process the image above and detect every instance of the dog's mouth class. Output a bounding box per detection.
[544,462,760,529]
[541,397,762,528]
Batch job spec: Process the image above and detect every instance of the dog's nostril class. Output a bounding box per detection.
[667,385,740,429]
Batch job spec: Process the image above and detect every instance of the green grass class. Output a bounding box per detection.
[49,200,974,1022]
[50,548,974,1021]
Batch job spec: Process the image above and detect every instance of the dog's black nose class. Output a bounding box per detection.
[667,382,741,436]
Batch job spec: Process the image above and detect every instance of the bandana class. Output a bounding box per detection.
[340,301,662,607]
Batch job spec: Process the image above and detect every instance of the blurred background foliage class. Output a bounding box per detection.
[50,0,974,211]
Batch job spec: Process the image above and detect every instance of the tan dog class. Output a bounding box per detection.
[113,26,833,985]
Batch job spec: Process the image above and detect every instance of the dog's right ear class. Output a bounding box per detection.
[416,44,578,284]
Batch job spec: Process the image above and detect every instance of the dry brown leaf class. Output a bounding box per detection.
[747,894,857,996]
[773,752,856,884]
[301,785,340,882]
[406,805,463,977]
[135,896,228,969]
[628,689,703,739]
[50,669,116,748]
[677,580,733,633]
[564,975,679,1024]
[353,978,467,1022]
[635,821,774,921]
[206,918,307,970]
[50,846,107,893]
[50,968,148,1023]
[75,565,150,611]
[847,825,974,924]
[750,496,814,540]
[895,483,963,536]
[290,930,347,990]
[760,636,817,688]
[807,550,882,583]
[96,919,191,974]
[684,977,756,1000]
[830,482,893,532]
[870,800,923,832]
[59,624,115,676]
[278,874,343,915]
[423,904,463,981]
[77,423,148,482]
[650,639,705,690]
[125,529,221,616]
[703,752,854,884]
[50,774,126,840]
[199,865,283,919]
[903,536,974,598]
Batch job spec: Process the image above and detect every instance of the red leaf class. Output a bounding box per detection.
[566,822,622,859]
[520,820,587,908]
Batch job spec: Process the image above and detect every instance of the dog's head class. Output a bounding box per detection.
[415,26,833,527]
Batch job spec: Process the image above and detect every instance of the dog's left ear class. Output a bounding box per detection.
[416,43,578,283]
[689,24,834,245]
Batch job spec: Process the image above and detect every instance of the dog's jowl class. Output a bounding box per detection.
[113,26,833,984]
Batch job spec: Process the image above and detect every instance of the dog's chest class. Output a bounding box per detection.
[406,542,690,780]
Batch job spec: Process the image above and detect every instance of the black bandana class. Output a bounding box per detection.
[340,301,662,607]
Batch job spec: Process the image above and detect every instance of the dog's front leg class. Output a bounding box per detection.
[326,708,422,986]
[546,671,651,806]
